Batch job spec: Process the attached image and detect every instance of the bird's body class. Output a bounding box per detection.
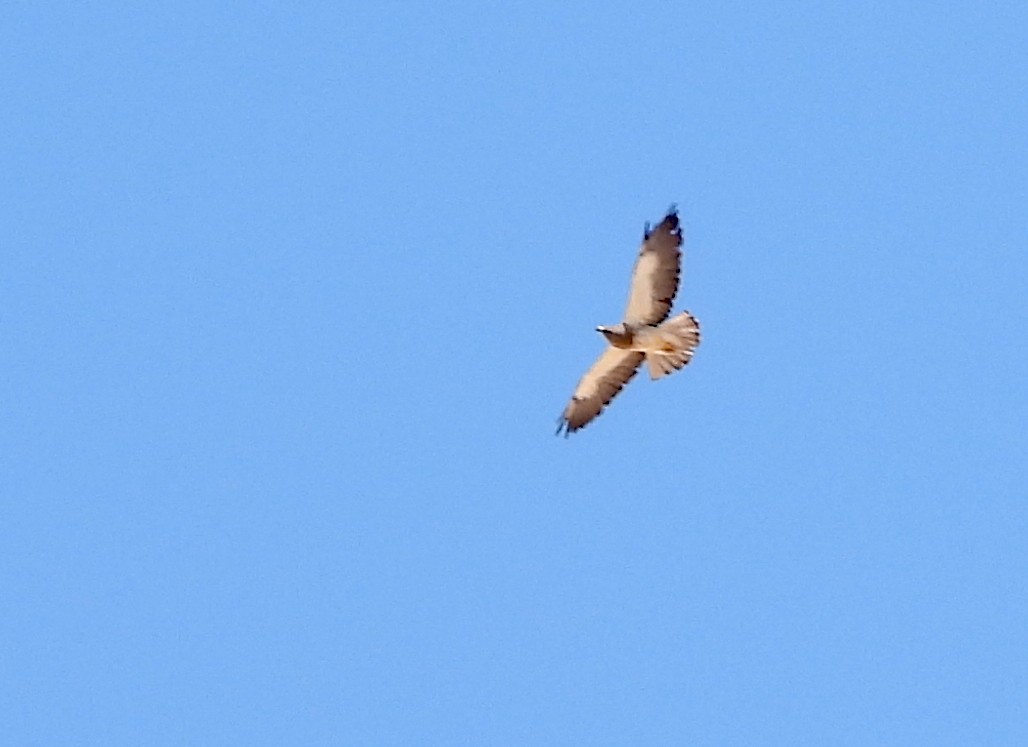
[557,208,701,436]
[598,319,691,353]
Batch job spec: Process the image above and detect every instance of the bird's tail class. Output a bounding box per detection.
[646,311,701,380]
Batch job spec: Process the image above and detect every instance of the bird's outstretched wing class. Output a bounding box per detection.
[557,348,645,436]
[623,208,682,326]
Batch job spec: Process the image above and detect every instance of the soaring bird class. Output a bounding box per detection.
[556,207,700,436]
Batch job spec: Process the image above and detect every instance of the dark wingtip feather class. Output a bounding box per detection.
[663,205,679,232]
[555,414,575,438]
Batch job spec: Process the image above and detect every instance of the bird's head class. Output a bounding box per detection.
[596,323,627,340]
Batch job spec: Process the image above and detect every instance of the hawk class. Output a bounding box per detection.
[556,207,700,436]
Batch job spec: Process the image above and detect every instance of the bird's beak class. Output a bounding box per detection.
[595,326,605,332]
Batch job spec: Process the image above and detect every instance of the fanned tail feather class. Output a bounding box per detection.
[645,311,701,380]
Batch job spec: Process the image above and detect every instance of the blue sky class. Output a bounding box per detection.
[4,2,1027,744]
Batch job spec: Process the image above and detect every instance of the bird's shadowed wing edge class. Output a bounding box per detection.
[556,348,646,436]
[623,208,682,326]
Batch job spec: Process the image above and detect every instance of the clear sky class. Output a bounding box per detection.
[4,2,1027,744]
